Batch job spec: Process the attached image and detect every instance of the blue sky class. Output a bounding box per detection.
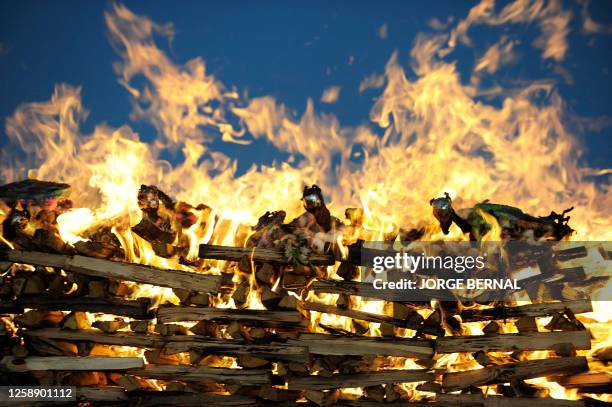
[0,0,611,173]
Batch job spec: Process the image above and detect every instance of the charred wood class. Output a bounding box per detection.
[128,364,271,385]
[436,331,591,353]
[459,301,592,322]
[0,296,153,319]
[76,386,128,402]
[157,305,306,329]
[1,250,220,293]
[312,279,436,303]
[435,394,585,407]
[199,244,335,266]
[442,356,588,391]
[287,369,433,390]
[557,372,611,394]
[127,391,258,406]
[286,333,434,358]
[21,328,308,362]
[298,301,444,336]
[0,356,144,372]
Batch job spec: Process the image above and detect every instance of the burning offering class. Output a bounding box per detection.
[0,1,611,406]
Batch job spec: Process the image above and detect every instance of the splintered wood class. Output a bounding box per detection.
[0,181,609,406]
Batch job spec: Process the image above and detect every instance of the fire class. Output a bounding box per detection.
[56,208,96,244]
[0,0,610,402]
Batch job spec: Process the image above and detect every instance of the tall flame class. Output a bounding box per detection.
[2,2,609,242]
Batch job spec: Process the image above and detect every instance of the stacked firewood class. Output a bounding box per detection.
[0,180,610,406]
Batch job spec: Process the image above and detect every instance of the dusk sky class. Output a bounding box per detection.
[1,1,611,175]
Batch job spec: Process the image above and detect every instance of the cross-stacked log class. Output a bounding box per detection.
[20,328,309,362]
[0,296,153,319]
[198,244,336,265]
[1,250,221,292]
[441,356,589,391]
[1,243,609,406]
[157,304,307,329]
[0,356,145,371]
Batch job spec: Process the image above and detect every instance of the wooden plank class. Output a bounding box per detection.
[1,250,220,293]
[157,305,305,328]
[288,369,433,390]
[460,301,592,321]
[0,356,144,371]
[129,365,271,385]
[435,394,585,407]
[299,301,443,336]
[442,357,588,390]
[199,244,335,266]
[22,329,307,362]
[0,296,153,319]
[289,333,434,358]
[436,331,591,353]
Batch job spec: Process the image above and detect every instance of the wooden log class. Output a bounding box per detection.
[0,356,144,372]
[157,305,306,329]
[312,279,438,303]
[442,356,588,391]
[163,340,307,363]
[76,386,128,402]
[129,365,271,385]
[22,329,308,362]
[304,389,339,406]
[517,266,586,286]
[298,301,444,336]
[287,333,434,358]
[598,245,612,260]
[1,250,220,293]
[60,311,90,330]
[13,310,64,328]
[336,401,431,407]
[435,394,585,407]
[0,296,153,319]
[313,279,387,299]
[128,392,258,407]
[288,369,433,390]
[23,328,162,347]
[256,385,302,402]
[69,391,586,407]
[553,246,588,262]
[592,346,612,362]
[459,300,592,322]
[94,319,129,334]
[436,331,591,353]
[132,217,176,244]
[290,399,586,407]
[558,372,611,393]
[199,244,335,266]
[21,328,429,362]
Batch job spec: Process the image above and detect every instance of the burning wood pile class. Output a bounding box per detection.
[0,179,609,406]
